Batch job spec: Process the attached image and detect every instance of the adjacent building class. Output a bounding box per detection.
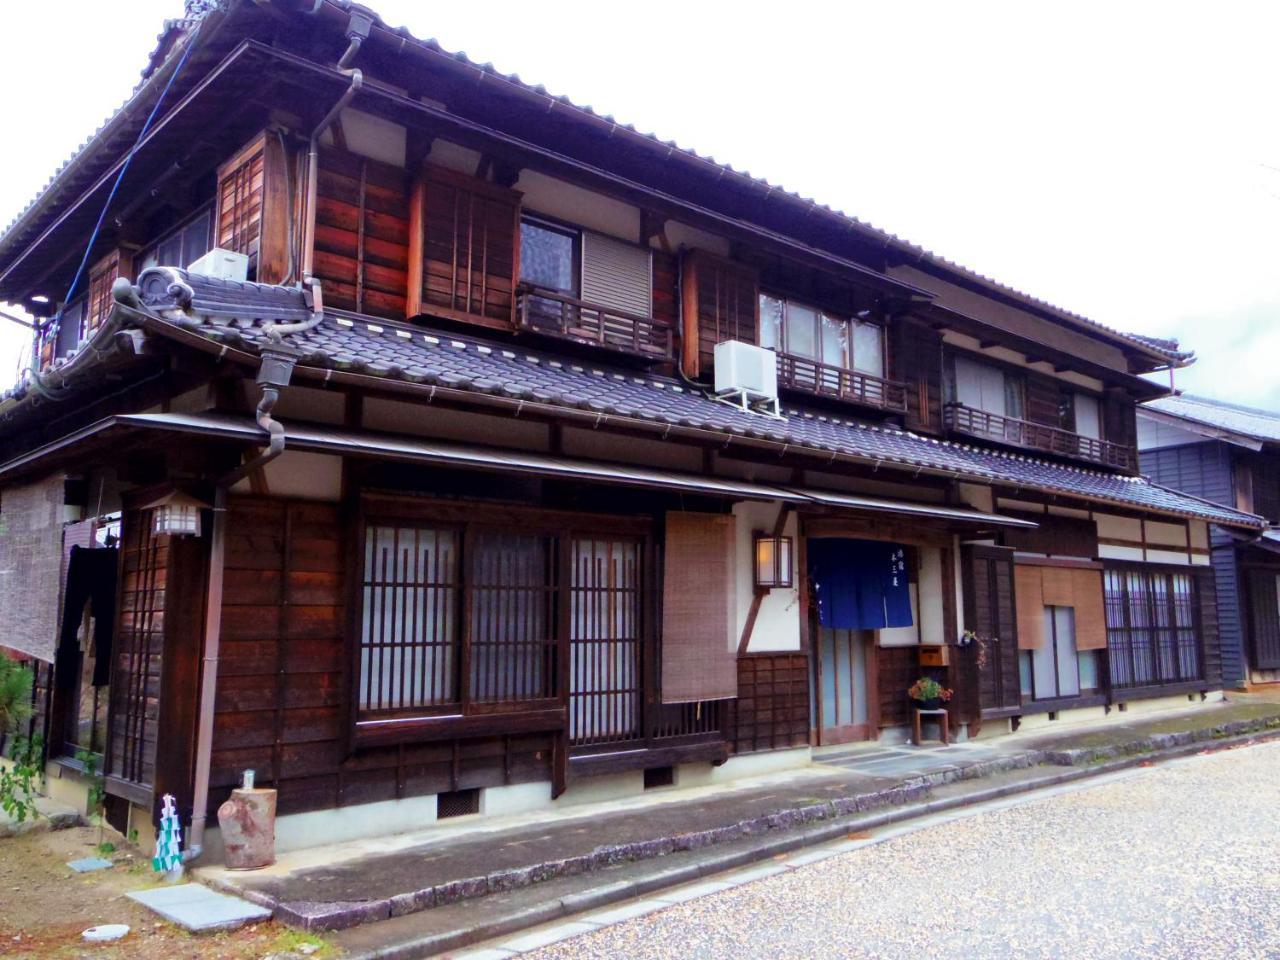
[1139,393,1280,687]
[0,0,1261,859]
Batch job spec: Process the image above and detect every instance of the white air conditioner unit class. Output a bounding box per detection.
[714,340,780,417]
[187,247,249,283]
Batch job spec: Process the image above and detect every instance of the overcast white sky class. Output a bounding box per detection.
[2,1,1278,405]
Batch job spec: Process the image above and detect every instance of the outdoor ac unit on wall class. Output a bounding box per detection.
[714,340,781,417]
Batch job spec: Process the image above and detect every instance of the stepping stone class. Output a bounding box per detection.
[127,883,272,932]
[67,857,114,873]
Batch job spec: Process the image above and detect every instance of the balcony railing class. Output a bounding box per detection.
[944,402,1137,470]
[517,284,672,360]
[775,352,909,413]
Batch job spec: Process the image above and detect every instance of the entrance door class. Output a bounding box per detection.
[963,545,1021,717]
[811,627,874,744]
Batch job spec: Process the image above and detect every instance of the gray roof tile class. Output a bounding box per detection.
[125,269,1259,528]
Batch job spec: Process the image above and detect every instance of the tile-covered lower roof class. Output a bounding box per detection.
[112,268,1260,529]
[1142,393,1280,446]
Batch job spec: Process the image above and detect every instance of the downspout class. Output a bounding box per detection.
[299,14,370,284]
[186,342,300,862]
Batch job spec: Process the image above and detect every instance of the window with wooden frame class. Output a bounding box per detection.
[408,165,521,329]
[215,131,291,283]
[136,206,213,274]
[355,501,653,749]
[80,249,130,342]
[1103,566,1201,688]
[758,294,886,378]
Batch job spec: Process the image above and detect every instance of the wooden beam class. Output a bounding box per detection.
[406,171,425,317]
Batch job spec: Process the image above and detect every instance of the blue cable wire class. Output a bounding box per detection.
[48,20,205,339]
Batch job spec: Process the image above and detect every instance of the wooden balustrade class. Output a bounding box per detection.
[517,284,672,359]
[944,402,1137,470]
[775,352,908,413]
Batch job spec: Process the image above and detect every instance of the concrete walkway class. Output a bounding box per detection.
[197,697,1280,947]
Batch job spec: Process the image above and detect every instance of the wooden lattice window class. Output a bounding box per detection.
[1103,566,1202,688]
[81,250,128,342]
[107,510,165,787]
[408,165,521,329]
[357,522,559,719]
[215,131,290,283]
[569,538,642,746]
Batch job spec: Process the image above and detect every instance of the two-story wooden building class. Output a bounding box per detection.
[1139,393,1280,687]
[0,0,1262,860]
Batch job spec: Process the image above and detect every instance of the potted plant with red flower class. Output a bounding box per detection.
[907,677,953,711]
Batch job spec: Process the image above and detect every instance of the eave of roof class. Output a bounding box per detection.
[35,268,1247,531]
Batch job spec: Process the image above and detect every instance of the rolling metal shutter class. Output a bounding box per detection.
[581,231,652,317]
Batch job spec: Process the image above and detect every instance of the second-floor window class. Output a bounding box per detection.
[520,217,579,296]
[138,207,213,274]
[758,294,885,378]
[950,355,1025,420]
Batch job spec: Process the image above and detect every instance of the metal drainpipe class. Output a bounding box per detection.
[299,20,368,284]
[186,347,298,862]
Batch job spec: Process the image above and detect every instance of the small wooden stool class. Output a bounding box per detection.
[913,707,950,746]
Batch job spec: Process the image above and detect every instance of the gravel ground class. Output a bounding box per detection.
[523,741,1280,960]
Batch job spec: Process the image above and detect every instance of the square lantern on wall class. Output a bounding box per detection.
[753,533,794,592]
[144,491,209,538]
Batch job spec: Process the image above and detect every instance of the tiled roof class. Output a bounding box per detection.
[0,1,1186,367]
[119,268,1259,528]
[1142,394,1280,446]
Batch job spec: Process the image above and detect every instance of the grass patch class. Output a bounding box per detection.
[266,927,333,956]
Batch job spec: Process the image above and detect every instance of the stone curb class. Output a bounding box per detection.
[213,718,1280,935]
[342,725,1280,960]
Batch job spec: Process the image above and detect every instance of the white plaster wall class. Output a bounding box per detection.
[1095,513,1143,543]
[321,108,406,167]
[1146,548,1192,566]
[427,139,485,177]
[515,169,641,242]
[663,220,731,258]
[229,450,343,501]
[271,386,346,426]
[562,426,703,471]
[1098,544,1144,562]
[878,584,921,647]
[1145,520,1189,547]
[940,331,1104,391]
[361,397,551,451]
[959,483,995,514]
[1190,521,1210,551]
[802,470,948,503]
[1136,414,1209,451]
[733,501,801,653]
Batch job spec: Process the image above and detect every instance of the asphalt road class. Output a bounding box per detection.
[522,740,1280,960]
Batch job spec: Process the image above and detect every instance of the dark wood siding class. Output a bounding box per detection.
[1103,387,1137,457]
[876,645,918,728]
[1245,568,1280,670]
[210,496,555,818]
[963,545,1021,715]
[731,653,808,753]
[1195,567,1224,686]
[651,249,679,339]
[681,251,758,377]
[215,131,290,284]
[894,317,942,432]
[1025,370,1065,428]
[313,148,411,320]
[1002,513,1098,558]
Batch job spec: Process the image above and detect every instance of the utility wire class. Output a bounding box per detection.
[47,20,205,337]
